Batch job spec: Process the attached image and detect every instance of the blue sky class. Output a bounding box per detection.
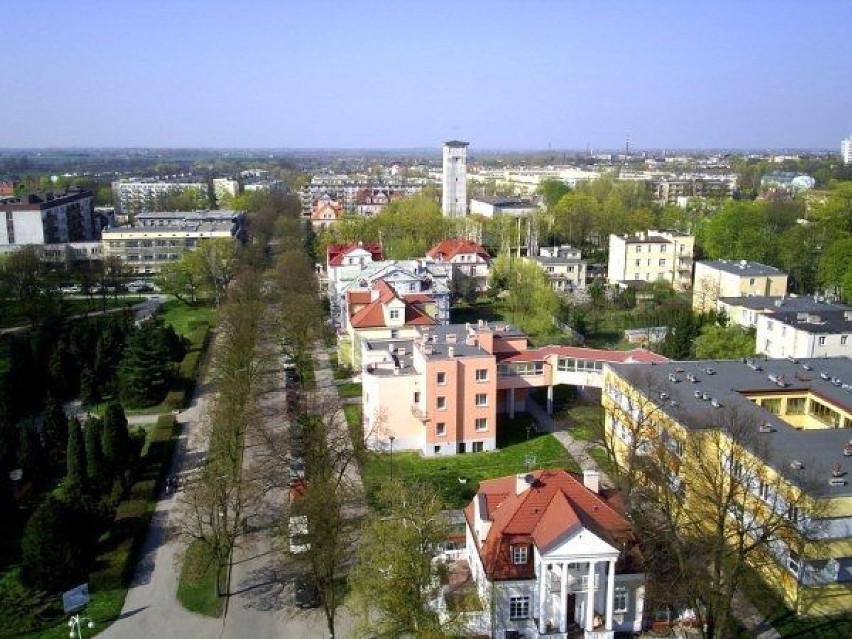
[3,0,851,149]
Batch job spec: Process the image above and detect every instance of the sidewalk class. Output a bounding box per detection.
[525,399,614,489]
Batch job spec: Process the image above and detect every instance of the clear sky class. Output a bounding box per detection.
[3,0,851,149]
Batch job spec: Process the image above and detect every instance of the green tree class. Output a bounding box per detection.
[350,481,452,638]
[0,245,54,326]
[102,401,131,482]
[17,420,46,487]
[84,417,107,493]
[156,253,205,305]
[66,417,87,494]
[196,238,240,305]
[41,393,69,459]
[693,324,756,360]
[20,497,89,592]
[817,238,852,295]
[119,319,175,407]
[537,178,571,207]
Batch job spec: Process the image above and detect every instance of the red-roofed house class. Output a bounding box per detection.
[325,241,384,293]
[427,238,492,292]
[455,469,645,637]
[342,279,438,368]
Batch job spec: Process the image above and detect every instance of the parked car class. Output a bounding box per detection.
[294,574,320,608]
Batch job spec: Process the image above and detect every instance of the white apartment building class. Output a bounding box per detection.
[526,245,587,293]
[718,295,851,330]
[842,135,852,165]
[0,188,98,246]
[469,196,539,218]
[693,260,789,312]
[112,178,209,214]
[442,140,468,217]
[607,230,694,291]
[757,308,852,359]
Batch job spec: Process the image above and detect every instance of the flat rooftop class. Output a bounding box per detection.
[609,357,852,497]
[718,295,850,314]
[700,259,785,277]
[768,309,852,334]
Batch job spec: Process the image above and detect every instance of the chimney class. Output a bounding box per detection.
[516,473,535,495]
[582,469,600,494]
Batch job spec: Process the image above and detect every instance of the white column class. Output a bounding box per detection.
[547,385,554,415]
[559,561,569,632]
[606,559,615,630]
[585,560,596,632]
[538,561,547,632]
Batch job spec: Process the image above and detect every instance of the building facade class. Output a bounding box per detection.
[469,196,540,218]
[456,469,645,638]
[603,358,852,617]
[718,295,850,330]
[842,135,852,165]
[0,188,98,246]
[111,178,209,215]
[693,260,789,312]
[426,238,492,292]
[526,245,587,293]
[756,308,852,359]
[607,231,694,292]
[442,140,469,217]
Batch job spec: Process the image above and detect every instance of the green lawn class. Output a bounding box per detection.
[337,381,361,399]
[159,300,215,338]
[362,415,579,508]
[176,540,224,618]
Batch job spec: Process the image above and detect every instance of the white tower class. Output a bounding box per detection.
[842,135,852,165]
[442,140,469,217]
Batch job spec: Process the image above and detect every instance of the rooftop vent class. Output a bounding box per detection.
[820,371,830,380]
[686,373,698,383]
[702,392,710,401]
[668,373,680,383]
[747,360,763,372]
[829,478,847,487]
[694,390,702,399]
[705,367,716,375]
[759,421,774,433]
[790,459,805,470]
[659,392,669,400]
[802,363,813,371]
[710,398,721,408]
[832,377,843,386]
[844,442,852,457]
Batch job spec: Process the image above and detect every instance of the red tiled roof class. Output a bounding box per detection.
[427,238,490,262]
[405,305,437,326]
[348,302,387,328]
[499,346,667,364]
[402,293,433,303]
[347,290,372,305]
[465,469,634,581]
[326,242,384,266]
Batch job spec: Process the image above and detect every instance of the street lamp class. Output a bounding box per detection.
[68,614,95,639]
[389,436,396,482]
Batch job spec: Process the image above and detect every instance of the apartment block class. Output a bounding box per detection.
[526,245,587,293]
[111,178,209,215]
[757,308,852,359]
[718,295,850,330]
[603,358,852,616]
[693,259,789,312]
[607,230,694,291]
[0,188,98,246]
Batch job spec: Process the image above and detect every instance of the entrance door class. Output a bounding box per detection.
[566,593,576,625]
[457,442,466,454]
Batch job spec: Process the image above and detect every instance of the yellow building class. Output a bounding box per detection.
[693,259,789,312]
[602,357,852,617]
[607,230,694,292]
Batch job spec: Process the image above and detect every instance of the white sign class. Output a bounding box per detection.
[62,583,90,613]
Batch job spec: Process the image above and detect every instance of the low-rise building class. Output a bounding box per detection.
[469,196,540,218]
[760,171,816,193]
[603,357,852,617]
[608,230,694,292]
[310,199,343,230]
[526,245,587,293]
[426,239,492,292]
[718,295,850,330]
[325,242,384,295]
[693,260,789,312]
[757,308,852,359]
[454,469,645,637]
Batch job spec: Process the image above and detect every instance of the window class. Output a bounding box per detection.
[437,396,447,410]
[475,368,488,382]
[636,245,642,253]
[436,422,446,437]
[749,278,756,285]
[843,335,849,345]
[434,445,441,454]
[413,391,420,403]
[437,372,447,385]
[614,586,628,612]
[389,309,400,320]
[472,441,484,452]
[579,574,600,591]
[659,259,666,267]
[509,596,530,619]
[511,545,528,565]
[475,393,488,407]
[635,259,640,266]
[819,336,826,346]
[475,417,487,431]
[787,553,801,577]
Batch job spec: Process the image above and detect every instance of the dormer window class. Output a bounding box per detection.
[389,309,400,320]
[511,544,529,565]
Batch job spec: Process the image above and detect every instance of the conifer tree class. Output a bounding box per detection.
[84,417,107,493]
[66,417,87,494]
[102,401,131,481]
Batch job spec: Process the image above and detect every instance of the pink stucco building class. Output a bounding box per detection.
[361,321,665,456]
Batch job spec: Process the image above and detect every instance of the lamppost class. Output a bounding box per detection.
[389,436,396,482]
[68,614,95,639]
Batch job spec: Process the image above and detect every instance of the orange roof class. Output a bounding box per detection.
[499,346,667,365]
[427,238,490,262]
[327,242,383,266]
[465,469,633,580]
[348,302,387,328]
[347,290,372,305]
[348,279,437,329]
[311,201,343,220]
